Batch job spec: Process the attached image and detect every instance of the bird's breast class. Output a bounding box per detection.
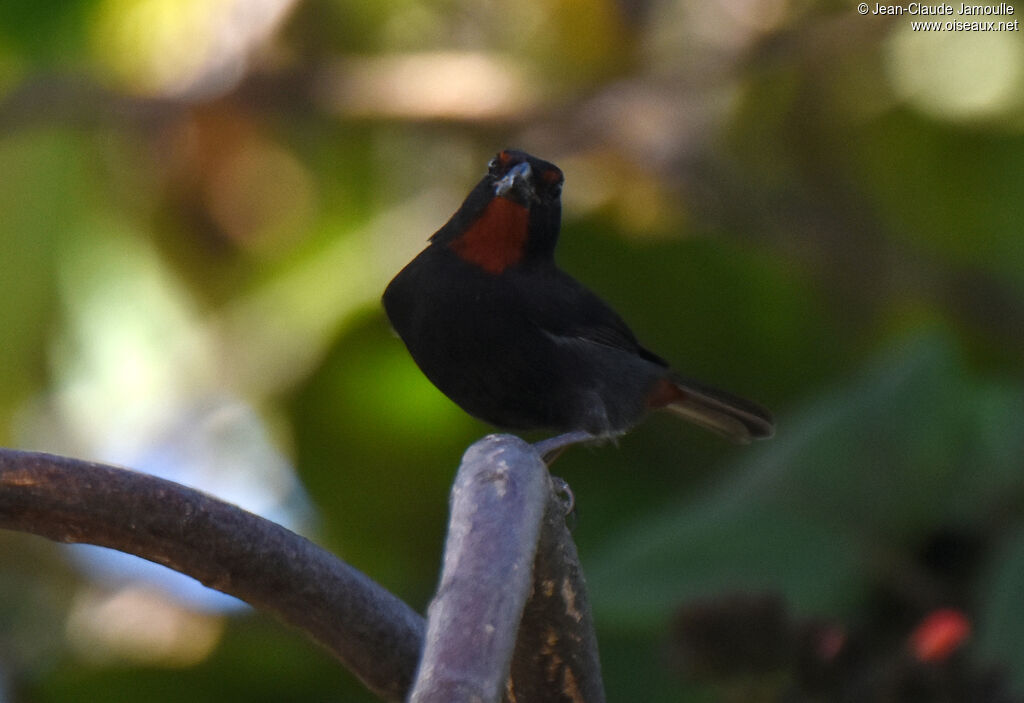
[448,197,529,274]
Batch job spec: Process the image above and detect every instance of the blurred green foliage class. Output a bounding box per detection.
[1,0,1024,701]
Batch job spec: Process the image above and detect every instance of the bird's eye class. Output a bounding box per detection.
[538,166,563,199]
[488,151,513,175]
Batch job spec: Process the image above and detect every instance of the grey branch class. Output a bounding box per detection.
[0,448,424,702]
[0,436,604,702]
[410,435,605,703]
[508,473,604,702]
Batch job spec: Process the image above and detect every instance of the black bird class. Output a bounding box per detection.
[382,149,774,445]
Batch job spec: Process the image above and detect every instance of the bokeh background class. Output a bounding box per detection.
[2,0,1024,700]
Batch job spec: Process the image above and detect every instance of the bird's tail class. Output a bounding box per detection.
[655,375,775,444]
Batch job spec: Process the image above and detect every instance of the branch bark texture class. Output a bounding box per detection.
[507,481,605,703]
[0,449,424,702]
[0,436,605,702]
[410,435,605,703]
[409,435,549,702]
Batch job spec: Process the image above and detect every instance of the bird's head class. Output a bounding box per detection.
[432,149,565,273]
[487,150,564,209]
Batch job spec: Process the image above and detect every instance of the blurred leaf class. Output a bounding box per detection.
[588,330,1024,630]
[599,630,719,703]
[0,0,93,58]
[975,526,1024,694]
[32,615,373,703]
[0,130,99,441]
[854,114,1024,285]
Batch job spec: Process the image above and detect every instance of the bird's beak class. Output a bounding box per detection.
[494,161,532,201]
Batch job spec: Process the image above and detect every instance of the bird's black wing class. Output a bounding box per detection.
[514,266,669,368]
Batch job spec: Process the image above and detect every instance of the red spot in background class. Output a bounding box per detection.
[450,197,529,274]
[814,625,846,663]
[909,608,971,662]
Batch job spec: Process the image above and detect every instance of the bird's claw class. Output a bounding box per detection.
[533,430,596,465]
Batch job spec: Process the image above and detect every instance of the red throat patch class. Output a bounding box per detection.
[449,197,529,274]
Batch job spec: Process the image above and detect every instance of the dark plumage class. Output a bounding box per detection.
[383,150,773,443]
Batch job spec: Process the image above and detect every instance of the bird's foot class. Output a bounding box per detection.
[550,475,577,525]
[533,430,597,465]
